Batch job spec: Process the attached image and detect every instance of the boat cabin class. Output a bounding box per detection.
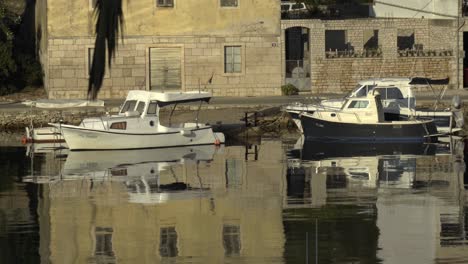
[339,91,385,123]
[118,90,211,118]
[79,90,212,132]
[313,91,385,124]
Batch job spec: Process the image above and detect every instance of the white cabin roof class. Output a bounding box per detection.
[125,90,212,103]
[358,78,412,86]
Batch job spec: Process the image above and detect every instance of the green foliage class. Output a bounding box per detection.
[0,1,43,95]
[0,41,16,79]
[0,4,17,83]
[281,84,299,96]
[16,54,43,87]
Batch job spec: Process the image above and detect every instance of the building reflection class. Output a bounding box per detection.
[17,136,468,263]
[286,137,468,263]
[25,140,286,263]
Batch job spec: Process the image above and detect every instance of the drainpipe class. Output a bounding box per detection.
[458,0,461,89]
[457,0,466,89]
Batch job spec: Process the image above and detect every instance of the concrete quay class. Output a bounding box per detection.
[1,90,468,132]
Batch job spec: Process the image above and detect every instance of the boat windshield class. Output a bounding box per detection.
[352,85,376,97]
[120,100,137,114]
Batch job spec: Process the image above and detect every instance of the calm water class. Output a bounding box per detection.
[1,136,468,264]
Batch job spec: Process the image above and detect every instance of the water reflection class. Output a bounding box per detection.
[0,136,468,263]
[285,137,467,264]
[20,140,286,263]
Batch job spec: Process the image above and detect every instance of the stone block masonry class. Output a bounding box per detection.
[282,18,459,93]
[312,57,452,93]
[45,35,282,99]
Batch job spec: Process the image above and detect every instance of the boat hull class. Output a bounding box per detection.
[57,125,225,150]
[300,115,437,143]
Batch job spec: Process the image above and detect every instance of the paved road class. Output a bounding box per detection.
[1,90,468,111]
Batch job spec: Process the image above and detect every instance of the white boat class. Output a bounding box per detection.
[22,99,104,143]
[285,77,463,134]
[300,90,438,142]
[50,90,225,150]
[23,126,64,143]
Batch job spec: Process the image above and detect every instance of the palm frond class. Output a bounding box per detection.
[88,0,124,100]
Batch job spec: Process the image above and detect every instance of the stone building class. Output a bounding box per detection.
[35,0,468,98]
[35,0,282,99]
[282,18,458,93]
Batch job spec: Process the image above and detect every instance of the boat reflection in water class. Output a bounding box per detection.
[284,136,467,264]
[287,136,461,193]
[21,140,286,264]
[26,145,222,204]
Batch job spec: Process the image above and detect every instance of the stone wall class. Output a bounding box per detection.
[312,57,451,93]
[46,35,282,99]
[281,18,459,93]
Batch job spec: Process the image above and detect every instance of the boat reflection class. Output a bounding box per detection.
[20,140,286,263]
[284,137,468,263]
[288,137,462,192]
[25,145,223,204]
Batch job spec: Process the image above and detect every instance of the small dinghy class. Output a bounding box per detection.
[300,90,438,143]
[50,90,225,150]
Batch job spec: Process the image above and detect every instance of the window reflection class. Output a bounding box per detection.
[94,227,115,263]
[159,227,178,257]
[225,160,243,188]
[223,224,241,256]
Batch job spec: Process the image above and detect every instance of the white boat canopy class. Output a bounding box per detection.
[22,99,105,108]
[126,90,212,107]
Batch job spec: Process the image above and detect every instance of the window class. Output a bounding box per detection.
[120,100,137,113]
[224,46,241,73]
[110,122,127,130]
[157,0,174,7]
[136,101,146,115]
[375,87,404,100]
[223,225,241,256]
[292,3,305,10]
[325,30,349,52]
[160,227,178,257]
[225,159,243,188]
[354,85,376,97]
[348,100,369,109]
[147,101,158,115]
[363,30,379,50]
[221,0,238,7]
[88,48,109,78]
[397,29,415,50]
[94,227,115,263]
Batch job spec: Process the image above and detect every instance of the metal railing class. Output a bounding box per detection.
[397,49,453,57]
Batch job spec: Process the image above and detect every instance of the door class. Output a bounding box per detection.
[149,47,182,91]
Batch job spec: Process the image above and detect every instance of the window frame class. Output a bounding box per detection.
[219,0,239,8]
[156,0,174,8]
[222,44,245,76]
[120,100,137,114]
[86,47,110,78]
[147,101,158,115]
[347,100,370,109]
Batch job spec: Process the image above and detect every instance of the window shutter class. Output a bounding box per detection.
[149,48,182,91]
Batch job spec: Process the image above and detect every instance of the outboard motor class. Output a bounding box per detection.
[452,95,464,129]
[452,95,462,110]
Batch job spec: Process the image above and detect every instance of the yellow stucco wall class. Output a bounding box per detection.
[47,0,280,37]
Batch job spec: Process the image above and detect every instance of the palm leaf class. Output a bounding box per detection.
[88,0,124,100]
